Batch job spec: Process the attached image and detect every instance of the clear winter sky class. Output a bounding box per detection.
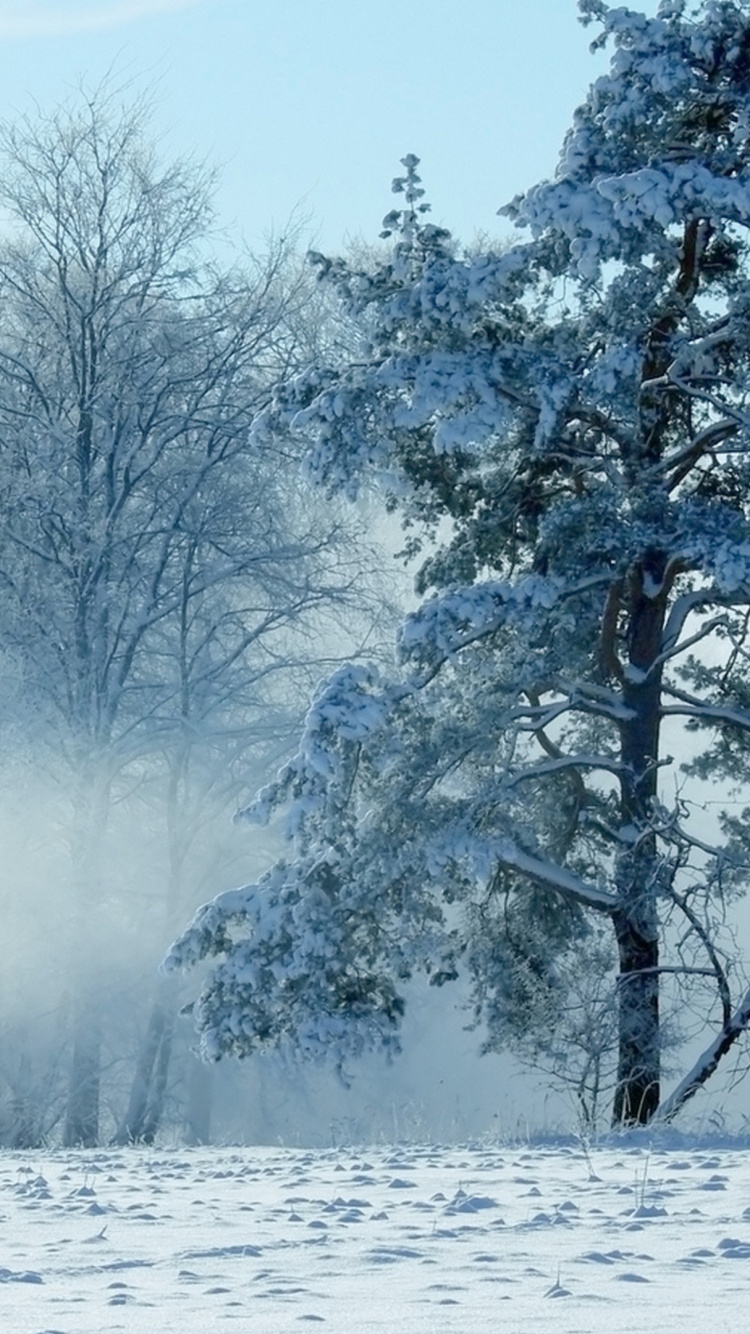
[0,0,659,255]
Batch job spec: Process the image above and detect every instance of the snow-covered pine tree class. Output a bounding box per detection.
[168,0,750,1126]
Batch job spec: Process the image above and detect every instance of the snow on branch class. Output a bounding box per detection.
[553,678,635,722]
[655,982,750,1123]
[597,162,750,234]
[236,662,396,843]
[661,684,750,733]
[662,419,740,490]
[373,244,535,339]
[398,576,563,670]
[162,884,260,972]
[502,751,626,789]
[496,839,617,914]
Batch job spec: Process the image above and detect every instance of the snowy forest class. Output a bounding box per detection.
[8,0,750,1151]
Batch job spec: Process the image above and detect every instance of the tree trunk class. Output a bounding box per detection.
[118,751,189,1145]
[612,554,667,1126]
[62,763,110,1148]
[113,989,174,1144]
[63,996,101,1147]
[185,1055,212,1145]
[612,900,660,1124]
[140,1008,174,1143]
[6,1055,40,1149]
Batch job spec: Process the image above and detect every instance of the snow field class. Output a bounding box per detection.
[3,1139,750,1331]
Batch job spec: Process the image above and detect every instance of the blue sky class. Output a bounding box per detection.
[0,1,657,253]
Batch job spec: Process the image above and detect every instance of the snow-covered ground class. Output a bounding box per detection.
[4,1137,750,1332]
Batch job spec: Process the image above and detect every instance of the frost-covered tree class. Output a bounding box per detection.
[0,86,363,1146]
[169,0,750,1126]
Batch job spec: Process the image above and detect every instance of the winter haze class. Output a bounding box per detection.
[0,0,623,1149]
[0,0,750,1202]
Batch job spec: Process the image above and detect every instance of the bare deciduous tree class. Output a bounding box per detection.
[0,85,369,1146]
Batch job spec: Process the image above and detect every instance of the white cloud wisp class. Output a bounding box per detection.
[0,0,198,39]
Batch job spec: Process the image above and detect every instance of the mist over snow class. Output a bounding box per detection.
[0,746,553,1147]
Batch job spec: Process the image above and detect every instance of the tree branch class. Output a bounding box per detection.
[662,685,750,732]
[496,839,617,914]
[654,981,750,1122]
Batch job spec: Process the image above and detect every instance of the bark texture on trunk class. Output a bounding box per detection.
[612,903,660,1124]
[612,553,667,1126]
